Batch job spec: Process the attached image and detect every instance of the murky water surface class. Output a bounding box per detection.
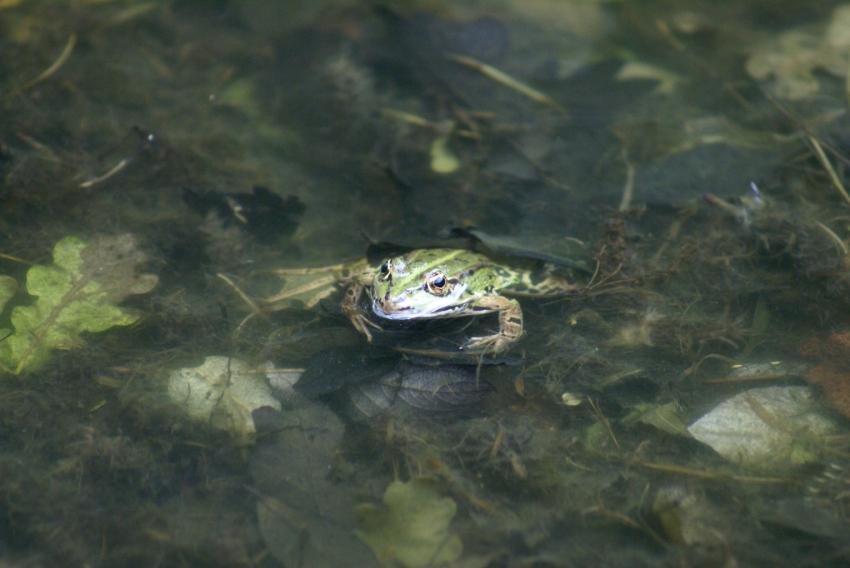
[2,1,850,566]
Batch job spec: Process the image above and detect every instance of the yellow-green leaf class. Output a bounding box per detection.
[0,234,158,375]
[356,479,462,567]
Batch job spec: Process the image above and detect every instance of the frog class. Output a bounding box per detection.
[339,248,577,354]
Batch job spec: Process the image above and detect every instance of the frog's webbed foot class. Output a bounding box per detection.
[342,281,381,342]
[349,312,382,342]
[462,296,523,354]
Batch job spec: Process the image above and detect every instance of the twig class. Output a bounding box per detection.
[0,252,31,265]
[20,33,77,91]
[588,397,619,449]
[618,149,636,212]
[682,353,738,377]
[216,273,262,315]
[814,220,849,256]
[632,459,793,484]
[382,109,479,140]
[703,372,790,385]
[766,95,850,168]
[446,53,566,114]
[15,131,62,163]
[809,136,850,205]
[79,159,129,188]
[583,504,667,547]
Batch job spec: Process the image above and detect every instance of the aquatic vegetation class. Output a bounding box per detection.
[356,479,462,568]
[0,235,157,375]
[3,0,850,566]
[746,4,850,100]
[166,356,280,441]
[688,386,838,469]
[801,330,850,419]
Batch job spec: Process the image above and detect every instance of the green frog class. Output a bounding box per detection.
[337,248,577,353]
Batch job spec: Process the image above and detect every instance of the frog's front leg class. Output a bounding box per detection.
[342,279,381,342]
[462,295,523,354]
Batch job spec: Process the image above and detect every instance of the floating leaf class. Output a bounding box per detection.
[356,479,462,568]
[0,235,158,375]
[167,356,280,441]
[688,386,838,469]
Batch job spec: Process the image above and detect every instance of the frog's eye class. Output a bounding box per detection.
[379,260,391,281]
[427,272,449,295]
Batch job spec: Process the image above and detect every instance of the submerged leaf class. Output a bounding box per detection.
[252,403,378,567]
[745,5,850,100]
[430,132,460,174]
[623,401,690,437]
[0,275,17,313]
[167,356,281,441]
[356,479,462,568]
[688,386,838,469]
[0,235,158,375]
[616,61,681,94]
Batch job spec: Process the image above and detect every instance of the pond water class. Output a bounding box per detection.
[1,1,850,566]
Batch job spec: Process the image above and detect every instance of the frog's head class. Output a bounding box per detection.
[369,255,469,320]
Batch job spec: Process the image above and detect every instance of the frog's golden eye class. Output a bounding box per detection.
[426,271,449,295]
[379,260,391,281]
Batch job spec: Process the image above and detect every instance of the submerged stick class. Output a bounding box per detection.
[633,459,792,484]
[79,159,129,188]
[814,220,849,256]
[446,53,567,114]
[21,33,77,91]
[809,136,850,206]
[216,273,262,316]
[618,149,636,212]
[0,252,30,265]
[382,109,479,139]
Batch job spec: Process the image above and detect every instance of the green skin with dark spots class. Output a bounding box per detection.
[341,248,574,352]
[369,249,525,320]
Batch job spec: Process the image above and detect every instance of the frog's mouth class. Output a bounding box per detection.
[372,283,470,320]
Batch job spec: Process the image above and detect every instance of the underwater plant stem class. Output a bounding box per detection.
[588,397,619,449]
[633,460,792,484]
[703,372,789,385]
[446,53,566,114]
[814,221,849,256]
[20,33,77,92]
[382,109,479,140]
[216,273,262,315]
[79,159,129,188]
[618,149,636,212]
[0,252,31,265]
[809,136,850,206]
